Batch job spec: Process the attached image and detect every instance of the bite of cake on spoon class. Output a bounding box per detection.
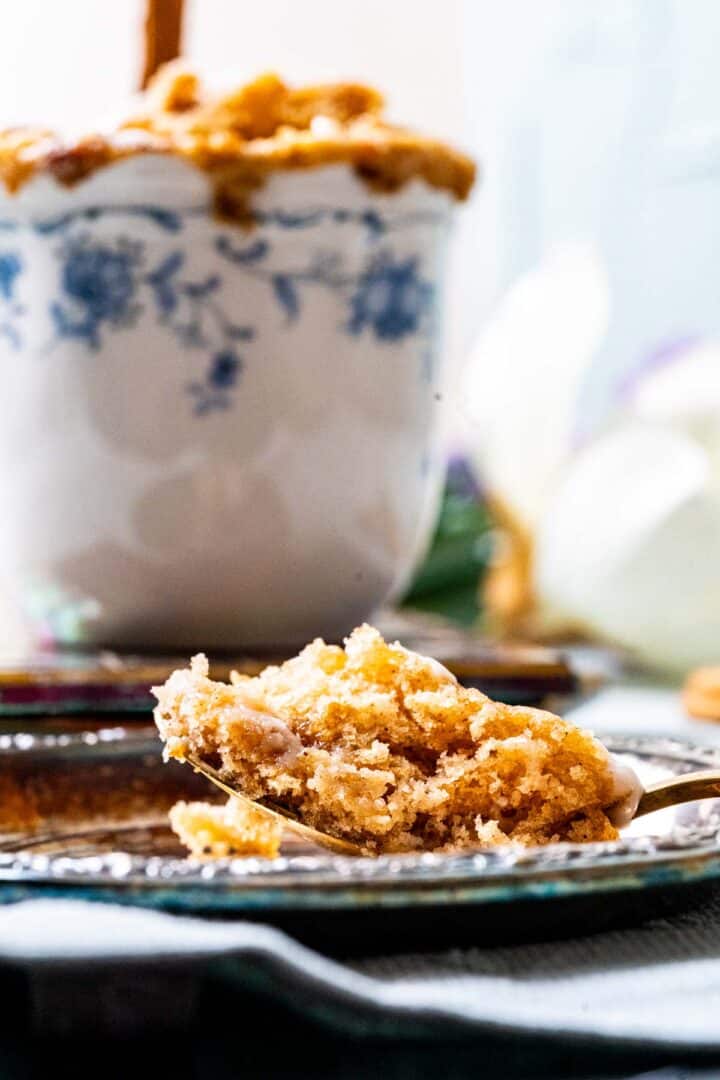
[153,625,641,857]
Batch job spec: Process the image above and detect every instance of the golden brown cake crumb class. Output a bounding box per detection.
[683,666,720,721]
[153,626,626,854]
[169,798,282,859]
[0,62,476,215]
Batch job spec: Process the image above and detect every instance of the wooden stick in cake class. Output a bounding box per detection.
[140,0,185,88]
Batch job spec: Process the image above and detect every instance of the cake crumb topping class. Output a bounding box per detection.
[0,62,476,220]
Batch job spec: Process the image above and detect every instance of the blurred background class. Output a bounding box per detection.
[2,0,719,673]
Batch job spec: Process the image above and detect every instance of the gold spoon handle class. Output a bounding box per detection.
[634,769,720,819]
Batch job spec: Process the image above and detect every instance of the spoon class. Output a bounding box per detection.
[184,754,363,855]
[632,770,720,820]
[184,754,720,856]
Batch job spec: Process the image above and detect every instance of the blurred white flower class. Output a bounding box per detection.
[537,342,720,671]
[462,251,720,672]
[462,243,610,531]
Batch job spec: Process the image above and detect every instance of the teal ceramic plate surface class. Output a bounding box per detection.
[1,728,720,934]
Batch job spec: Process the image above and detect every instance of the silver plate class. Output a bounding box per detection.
[1,729,720,914]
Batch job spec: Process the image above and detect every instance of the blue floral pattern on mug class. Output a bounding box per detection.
[208,350,242,389]
[347,252,433,341]
[0,251,24,348]
[0,251,21,299]
[51,236,141,348]
[142,249,254,414]
[49,233,255,414]
[0,201,445,414]
[215,236,435,343]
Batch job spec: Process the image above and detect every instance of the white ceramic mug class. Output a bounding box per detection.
[0,155,454,648]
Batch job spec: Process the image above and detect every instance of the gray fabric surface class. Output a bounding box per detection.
[4,684,720,1058]
[2,895,720,1048]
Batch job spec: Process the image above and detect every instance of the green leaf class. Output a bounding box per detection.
[400,465,492,626]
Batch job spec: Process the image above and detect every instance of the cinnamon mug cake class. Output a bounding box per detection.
[0,65,474,648]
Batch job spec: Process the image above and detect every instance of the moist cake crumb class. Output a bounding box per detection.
[153,625,628,854]
[169,798,282,859]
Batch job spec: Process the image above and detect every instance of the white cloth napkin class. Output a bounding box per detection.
[2,893,720,1048]
[3,684,719,1047]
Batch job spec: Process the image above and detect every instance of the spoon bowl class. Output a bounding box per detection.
[184,753,363,856]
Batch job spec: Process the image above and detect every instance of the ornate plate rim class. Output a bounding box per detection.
[2,734,720,909]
